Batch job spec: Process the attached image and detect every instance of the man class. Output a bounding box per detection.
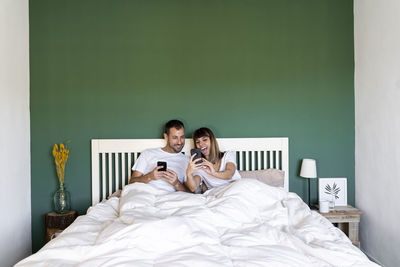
[129,120,189,192]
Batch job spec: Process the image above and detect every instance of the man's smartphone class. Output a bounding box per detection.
[157,161,167,171]
[190,148,203,163]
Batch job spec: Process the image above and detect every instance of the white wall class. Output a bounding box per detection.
[354,1,400,266]
[0,0,31,266]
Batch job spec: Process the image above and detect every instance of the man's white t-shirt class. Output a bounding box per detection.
[193,151,241,190]
[132,147,189,192]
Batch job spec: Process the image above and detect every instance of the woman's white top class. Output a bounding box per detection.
[193,151,241,190]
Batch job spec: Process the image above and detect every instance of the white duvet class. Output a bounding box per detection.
[16,179,378,267]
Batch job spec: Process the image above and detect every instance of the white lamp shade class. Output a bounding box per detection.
[300,158,317,178]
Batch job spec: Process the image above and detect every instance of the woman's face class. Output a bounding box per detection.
[195,136,211,157]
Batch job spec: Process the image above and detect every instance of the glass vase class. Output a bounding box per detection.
[53,183,71,214]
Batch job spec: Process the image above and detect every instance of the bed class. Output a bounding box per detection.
[16,137,378,266]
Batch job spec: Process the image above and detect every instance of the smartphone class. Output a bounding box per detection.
[190,148,203,163]
[157,161,167,171]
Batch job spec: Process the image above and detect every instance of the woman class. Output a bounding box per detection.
[185,127,241,192]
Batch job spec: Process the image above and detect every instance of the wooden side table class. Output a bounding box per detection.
[318,205,362,247]
[45,210,77,242]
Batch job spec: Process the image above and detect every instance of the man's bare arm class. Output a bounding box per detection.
[129,166,163,184]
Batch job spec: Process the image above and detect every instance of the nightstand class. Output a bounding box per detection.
[45,210,77,242]
[318,205,362,247]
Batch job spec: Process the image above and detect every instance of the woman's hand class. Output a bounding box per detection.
[161,169,179,186]
[201,158,216,175]
[186,154,203,176]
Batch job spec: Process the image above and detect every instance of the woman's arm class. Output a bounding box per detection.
[185,173,202,192]
[202,161,236,180]
[185,154,203,192]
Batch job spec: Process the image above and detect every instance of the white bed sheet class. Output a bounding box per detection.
[16,179,378,267]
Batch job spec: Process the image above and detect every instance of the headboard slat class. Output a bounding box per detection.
[127,153,132,182]
[269,151,274,168]
[121,153,126,188]
[239,151,244,171]
[108,153,112,198]
[115,153,119,193]
[254,151,257,170]
[264,151,267,169]
[101,153,106,201]
[246,151,250,171]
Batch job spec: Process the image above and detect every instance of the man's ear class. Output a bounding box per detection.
[163,133,168,140]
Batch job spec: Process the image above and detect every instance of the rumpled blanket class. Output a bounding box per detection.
[16,179,379,267]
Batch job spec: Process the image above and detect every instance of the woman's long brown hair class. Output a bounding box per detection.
[192,127,223,164]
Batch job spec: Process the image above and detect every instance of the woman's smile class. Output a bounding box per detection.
[196,136,211,158]
[200,146,208,156]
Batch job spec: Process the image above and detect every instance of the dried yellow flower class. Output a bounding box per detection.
[52,143,69,184]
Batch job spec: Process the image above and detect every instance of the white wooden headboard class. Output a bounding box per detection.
[91,137,289,205]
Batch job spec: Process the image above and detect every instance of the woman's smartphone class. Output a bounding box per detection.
[190,148,203,163]
[157,161,167,171]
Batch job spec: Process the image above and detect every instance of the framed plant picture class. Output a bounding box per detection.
[318,178,347,206]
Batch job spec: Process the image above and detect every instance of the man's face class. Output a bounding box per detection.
[164,127,185,153]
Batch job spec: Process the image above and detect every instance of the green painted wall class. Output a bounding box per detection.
[30,0,354,252]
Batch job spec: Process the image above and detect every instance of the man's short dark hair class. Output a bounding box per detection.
[164,120,185,135]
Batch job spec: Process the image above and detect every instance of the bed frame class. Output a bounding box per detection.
[91,137,289,205]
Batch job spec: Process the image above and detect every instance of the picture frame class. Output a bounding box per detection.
[318,178,347,206]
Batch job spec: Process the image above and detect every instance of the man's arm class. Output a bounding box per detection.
[129,166,163,184]
[129,171,149,184]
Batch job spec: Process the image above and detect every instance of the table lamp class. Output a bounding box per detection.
[300,158,317,207]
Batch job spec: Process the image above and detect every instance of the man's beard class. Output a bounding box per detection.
[168,143,183,153]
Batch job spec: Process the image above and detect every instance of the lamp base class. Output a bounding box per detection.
[308,178,311,207]
[307,179,317,209]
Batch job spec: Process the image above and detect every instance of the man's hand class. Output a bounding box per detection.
[161,169,179,187]
[151,165,165,181]
[131,166,189,192]
[162,169,190,192]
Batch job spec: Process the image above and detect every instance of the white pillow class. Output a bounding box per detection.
[238,169,284,188]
